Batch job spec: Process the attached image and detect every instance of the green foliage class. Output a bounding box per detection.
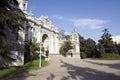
[65,35,71,40]
[0,8,26,29]
[101,28,112,39]
[115,43,120,55]
[0,0,18,8]
[93,54,120,60]
[98,28,118,54]
[25,39,40,56]
[29,40,40,55]
[0,59,48,79]
[0,49,15,66]
[0,28,15,67]
[79,34,97,58]
[0,0,26,29]
[0,0,26,67]
[85,38,96,57]
[41,59,48,67]
[80,52,86,59]
[96,44,105,57]
[24,39,40,62]
[60,40,73,56]
[0,36,14,67]
[79,35,86,53]
[79,29,120,59]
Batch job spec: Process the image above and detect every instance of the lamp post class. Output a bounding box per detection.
[39,29,42,68]
[39,42,41,68]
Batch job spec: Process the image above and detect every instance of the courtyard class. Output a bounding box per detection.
[4,55,120,80]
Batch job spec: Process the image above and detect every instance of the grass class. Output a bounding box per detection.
[93,54,120,60]
[0,59,48,79]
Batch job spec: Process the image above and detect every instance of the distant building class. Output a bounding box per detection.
[59,28,80,57]
[71,29,80,55]
[111,35,120,44]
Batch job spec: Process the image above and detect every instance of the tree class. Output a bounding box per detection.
[0,0,26,67]
[98,28,118,54]
[85,38,96,58]
[101,28,111,39]
[96,44,105,57]
[25,39,40,61]
[60,41,73,56]
[79,35,87,58]
[65,35,71,40]
[115,43,120,55]
[79,35,97,58]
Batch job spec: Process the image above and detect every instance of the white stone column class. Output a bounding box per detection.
[54,34,59,54]
[76,44,80,53]
[49,34,54,54]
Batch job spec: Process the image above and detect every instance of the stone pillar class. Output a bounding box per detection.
[54,34,59,54]
[49,34,54,54]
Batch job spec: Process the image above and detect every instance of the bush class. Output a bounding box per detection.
[81,52,86,59]
[101,54,120,60]
[93,54,120,60]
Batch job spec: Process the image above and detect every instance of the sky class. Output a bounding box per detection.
[27,0,120,42]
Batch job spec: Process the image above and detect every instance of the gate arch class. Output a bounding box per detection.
[42,34,49,53]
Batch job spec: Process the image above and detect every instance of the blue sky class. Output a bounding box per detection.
[27,0,120,42]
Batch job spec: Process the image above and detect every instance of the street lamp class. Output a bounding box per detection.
[39,29,42,68]
[39,42,42,68]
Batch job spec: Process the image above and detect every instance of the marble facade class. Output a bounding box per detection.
[10,0,80,66]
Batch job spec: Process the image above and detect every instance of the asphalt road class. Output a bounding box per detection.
[5,55,120,80]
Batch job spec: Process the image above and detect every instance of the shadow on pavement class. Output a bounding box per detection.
[47,73,55,80]
[60,60,120,80]
[3,58,120,80]
[84,60,120,69]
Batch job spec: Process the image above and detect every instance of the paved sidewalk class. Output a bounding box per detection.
[5,55,120,80]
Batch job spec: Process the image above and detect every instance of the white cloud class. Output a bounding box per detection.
[72,18,107,30]
[52,15,63,20]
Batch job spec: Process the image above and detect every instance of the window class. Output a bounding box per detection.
[9,28,18,41]
[23,3,26,9]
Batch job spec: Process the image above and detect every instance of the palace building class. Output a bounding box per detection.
[8,0,80,66]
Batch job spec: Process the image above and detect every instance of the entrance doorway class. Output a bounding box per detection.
[42,34,49,57]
